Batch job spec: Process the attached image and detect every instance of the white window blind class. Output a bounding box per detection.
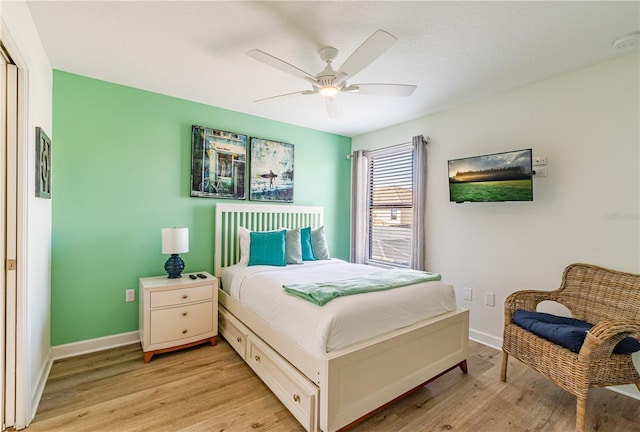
[367,146,413,267]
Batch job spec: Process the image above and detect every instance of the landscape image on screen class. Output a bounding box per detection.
[448,149,533,202]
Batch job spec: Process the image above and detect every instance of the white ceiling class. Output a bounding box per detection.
[26,1,639,137]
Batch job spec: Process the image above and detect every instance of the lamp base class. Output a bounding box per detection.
[164,254,185,278]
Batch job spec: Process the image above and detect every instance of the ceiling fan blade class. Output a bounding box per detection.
[337,30,397,79]
[254,90,316,103]
[324,96,342,119]
[349,83,417,97]
[247,49,315,81]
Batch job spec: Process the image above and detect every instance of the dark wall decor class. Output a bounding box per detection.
[249,137,294,202]
[36,127,51,198]
[191,125,247,199]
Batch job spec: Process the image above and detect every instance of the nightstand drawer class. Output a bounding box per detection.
[149,301,214,345]
[150,284,213,308]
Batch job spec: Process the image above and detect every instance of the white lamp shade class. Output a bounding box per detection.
[162,228,189,254]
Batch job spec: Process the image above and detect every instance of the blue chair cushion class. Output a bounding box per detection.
[513,310,640,354]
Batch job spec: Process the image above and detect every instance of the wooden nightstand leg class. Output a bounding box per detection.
[143,351,154,363]
[210,336,218,346]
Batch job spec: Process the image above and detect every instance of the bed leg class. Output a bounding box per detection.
[459,360,468,374]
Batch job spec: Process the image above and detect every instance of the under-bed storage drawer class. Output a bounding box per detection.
[219,306,249,359]
[247,335,319,432]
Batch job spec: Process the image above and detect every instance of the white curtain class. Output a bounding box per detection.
[411,135,429,270]
[350,150,369,263]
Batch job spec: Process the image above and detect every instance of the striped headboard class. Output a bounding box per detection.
[214,203,324,277]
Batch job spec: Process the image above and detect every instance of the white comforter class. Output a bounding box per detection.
[221,259,457,357]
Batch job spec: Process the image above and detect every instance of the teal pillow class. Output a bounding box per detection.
[248,230,286,266]
[285,228,303,264]
[311,226,330,260]
[300,227,316,261]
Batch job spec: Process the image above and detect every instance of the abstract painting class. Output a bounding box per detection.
[191,125,247,199]
[36,127,51,198]
[249,137,294,202]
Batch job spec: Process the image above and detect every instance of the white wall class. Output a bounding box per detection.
[1,0,53,426]
[353,53,639,397]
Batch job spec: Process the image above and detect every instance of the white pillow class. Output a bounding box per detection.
[284,227,303,264]
[311,226,331,260]
[238,226,251,265]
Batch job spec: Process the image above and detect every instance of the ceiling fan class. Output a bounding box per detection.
[247,29,417,119]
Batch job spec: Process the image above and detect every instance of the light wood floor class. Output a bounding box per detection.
[28,339,639,432]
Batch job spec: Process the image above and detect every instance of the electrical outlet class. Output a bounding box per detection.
[533,156,547,166]
[125,289,135,302]
[533,166,547,177]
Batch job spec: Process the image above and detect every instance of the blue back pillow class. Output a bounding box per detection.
[513,310,640,354]
[248,229,287,266]
[300,227,316,261]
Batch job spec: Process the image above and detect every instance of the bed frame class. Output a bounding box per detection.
[214,203,469,432]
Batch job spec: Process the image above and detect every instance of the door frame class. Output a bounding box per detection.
[0,44,9,432]
[0,25,29,430]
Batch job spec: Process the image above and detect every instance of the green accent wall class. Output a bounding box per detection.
[52,70,352,346]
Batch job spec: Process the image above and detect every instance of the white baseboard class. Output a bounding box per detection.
[611,384,640,400]
[469,328,503,350]
[51,331,140,360]
[29,349,54,425]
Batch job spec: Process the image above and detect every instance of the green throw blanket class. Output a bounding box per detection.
[283,269,441,306]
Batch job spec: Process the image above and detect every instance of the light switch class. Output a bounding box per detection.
[463,287,473,301]
[485,292,495,307]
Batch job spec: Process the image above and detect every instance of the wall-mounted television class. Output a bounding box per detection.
[448,148,533,203]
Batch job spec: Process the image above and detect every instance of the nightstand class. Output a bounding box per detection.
[139,272,217,362]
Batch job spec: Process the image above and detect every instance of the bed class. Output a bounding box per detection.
[214,203,469,432]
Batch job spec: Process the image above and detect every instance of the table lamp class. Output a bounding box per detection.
[161,227,189,278]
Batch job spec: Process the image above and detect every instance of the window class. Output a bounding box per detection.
[366,145,413,267]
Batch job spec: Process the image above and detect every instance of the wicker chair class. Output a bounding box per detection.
[501,263,640,432]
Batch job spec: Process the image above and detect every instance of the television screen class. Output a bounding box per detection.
[448,149,533,202]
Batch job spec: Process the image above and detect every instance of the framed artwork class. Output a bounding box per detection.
[35,127,51,198]
[249,137,294,202]
[191,125,247,199]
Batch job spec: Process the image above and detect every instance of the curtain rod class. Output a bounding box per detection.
[377,140,412,150]
[346,135,431,159]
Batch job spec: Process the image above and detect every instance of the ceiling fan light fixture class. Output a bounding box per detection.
[319,85,339,97]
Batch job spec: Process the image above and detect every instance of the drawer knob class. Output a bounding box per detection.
[236,337,242,343]
[254,355,260,362]
[293,394,300,403]
[182,329,188,334]
[182,295,188,299]
[182,311,188,317]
